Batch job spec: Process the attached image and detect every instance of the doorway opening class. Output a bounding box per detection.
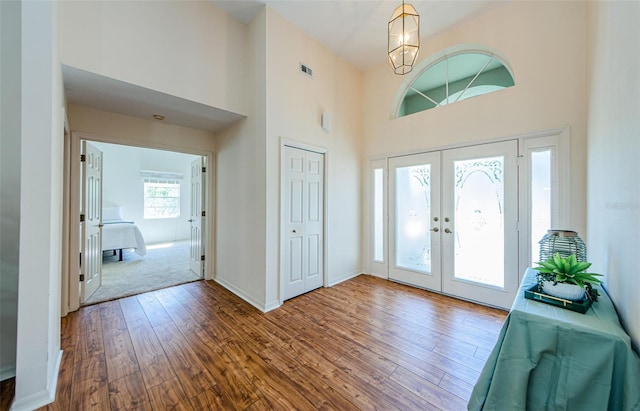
[81,141,205,305]
[65,133,213,312]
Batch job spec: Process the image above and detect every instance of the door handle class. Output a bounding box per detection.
[444,228,452,234]
[188,219,194,222]
[430,227,439,232]
[292,229,297,233]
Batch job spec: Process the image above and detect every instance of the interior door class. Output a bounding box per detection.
[189,157,204,277]
[282,146,324,301]
[441,141,519,308]
[80,141,103,303]
[389,152,442,290]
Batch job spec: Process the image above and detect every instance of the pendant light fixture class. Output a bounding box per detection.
[388,1,420,75]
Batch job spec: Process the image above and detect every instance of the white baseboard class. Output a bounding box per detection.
[0,365,16,382]
[327,270,363,287]
[214,276,268,313]
[366,271,389,280]
[10,349,62,411]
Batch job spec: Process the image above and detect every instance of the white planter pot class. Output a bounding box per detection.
[541,280,585,301]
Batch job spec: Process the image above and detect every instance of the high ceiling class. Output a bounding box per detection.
[63,1,508,133]
[211,0,508,70]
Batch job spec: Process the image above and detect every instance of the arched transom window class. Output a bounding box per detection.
[396,49,515,117]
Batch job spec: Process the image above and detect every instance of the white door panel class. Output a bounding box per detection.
[80,141,103,303]
[282,146,324,300]
[189,158,205,277]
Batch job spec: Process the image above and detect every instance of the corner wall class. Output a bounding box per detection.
[0,0,21,383]
[214,7,269,309]
[12,1,65,409]
[586,1,640,351]
[264,8,363,307]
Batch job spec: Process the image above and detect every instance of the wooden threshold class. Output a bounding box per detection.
[28,274,506,411]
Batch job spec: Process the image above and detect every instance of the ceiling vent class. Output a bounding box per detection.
[300,63,313,78]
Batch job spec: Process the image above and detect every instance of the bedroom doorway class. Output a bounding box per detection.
[69,134,212,307]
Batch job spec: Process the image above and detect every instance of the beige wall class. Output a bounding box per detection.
[362,1,588,234]
[264,8,363,306]
[215,8,269,309]
[586,1,640,350]
[60,0,248,116]
[215,7,363,311]
[68,104,216,154]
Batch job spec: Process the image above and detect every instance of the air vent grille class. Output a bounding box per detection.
[300,63,313,78]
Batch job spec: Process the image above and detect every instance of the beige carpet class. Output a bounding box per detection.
[84,240,201,305]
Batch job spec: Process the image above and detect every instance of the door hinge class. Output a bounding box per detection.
[202,166,206,173]
[201,211,206,217]
[80,154,86,162]
[80,214,85,222]
[200,255,205,261]
[79,274,85,282]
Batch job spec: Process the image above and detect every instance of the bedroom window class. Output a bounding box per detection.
[143,178,181,219]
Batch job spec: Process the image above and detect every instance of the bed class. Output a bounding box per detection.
[102,207,147,261]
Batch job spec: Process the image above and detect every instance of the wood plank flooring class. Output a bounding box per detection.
[26,274,506,410]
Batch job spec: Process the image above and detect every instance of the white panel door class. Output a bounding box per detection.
[189,157,204,277]
[441,141,519,308]
[282,146,324,301]
[389,152,442,290]
[80,141,103,303]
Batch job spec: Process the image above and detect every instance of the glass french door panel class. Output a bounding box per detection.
[442,140,518,309]
[453,155,505,287]
[389,151,442,291]
[395,164,433,273]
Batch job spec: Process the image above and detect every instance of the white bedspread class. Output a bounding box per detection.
[102,222,147,257]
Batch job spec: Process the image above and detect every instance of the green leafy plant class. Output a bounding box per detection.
[533,253,603,301]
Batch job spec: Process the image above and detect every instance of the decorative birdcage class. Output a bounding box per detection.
[538,230,587,262]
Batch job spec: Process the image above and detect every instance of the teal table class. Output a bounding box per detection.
[469,268,640,411]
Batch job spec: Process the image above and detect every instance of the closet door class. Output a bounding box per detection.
[282,146,324,300]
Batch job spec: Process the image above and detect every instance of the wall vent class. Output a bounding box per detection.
[300,63,313,78]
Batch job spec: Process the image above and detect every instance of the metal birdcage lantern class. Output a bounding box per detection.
[538,229,587,262]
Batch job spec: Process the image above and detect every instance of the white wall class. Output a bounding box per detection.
[12,1,65,409]
[0,0,21,383]
[91,142,200,244]
[362,1,588,234]
[60,0,248,117]
[586,1,640,351]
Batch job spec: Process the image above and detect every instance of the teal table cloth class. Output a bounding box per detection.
[469,268,640,411]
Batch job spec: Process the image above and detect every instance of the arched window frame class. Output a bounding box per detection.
[391,44,516,119]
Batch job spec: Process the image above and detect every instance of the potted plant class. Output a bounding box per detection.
[533,253,603,301]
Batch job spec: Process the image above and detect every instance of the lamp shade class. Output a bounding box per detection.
[538,229,587,262]
[388,2,420,75]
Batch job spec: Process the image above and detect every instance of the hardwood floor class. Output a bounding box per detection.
[28,274,506,410]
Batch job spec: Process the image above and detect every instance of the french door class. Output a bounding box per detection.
[389,141,519,309]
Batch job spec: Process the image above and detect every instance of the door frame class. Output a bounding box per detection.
[279,138,328,305]
[63,131,214,314]
[366,127,570,307]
